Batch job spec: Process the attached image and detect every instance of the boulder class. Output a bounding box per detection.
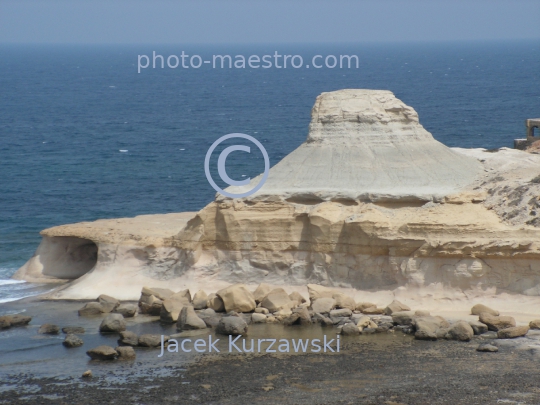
[38,323,60,334]
[115,346,136,360]
[216,284,256,313]
[140,287,175,301]
[97,294,120,312]
[311,297,336,314]
[170,289,191,303]
[216,316,248,336]
[289,291,307,305]
[82,370,92,378]
[283,308,311,326]
[332,293,356,311]
[139,294,163,316]
[62,326,85,334]
[436,327,451,340]
[292,307,312,325]
[329,308,352,318]
[471,304,499,316]
[252,313,267,323]
[362,306,385,315]
[469,320,489,335]
[282,313,301,326]
[529,319,540,330]
[177,306,207,331]
[254,307,269,314]
[479,313,516,332]
[445,321,474,341]
[86,345,118,360]
[0,316,11,329]
[261,289,293,313]
[160,299,187,324]
[266,315,278,323]
[253,283,273,303]
[78,302,107,316]
[415,310,430,317]
[384,300,411,315]
[356,315,371,329]
[479,331,498,339]
[477,344,498,352]
[206,293,225,312]
[497,325,529,339]
[114,304,138,318]
[118,331,139,346]
[138,334,167,347]
[192,290,208,310]
[99,314,126,333]
[8,315,32,327]
[197,308,221,327]
[63,333,84,348]
[307,284,336,301]
[356,302,376,311]
[391,311,415,326]
[414,316,449,340]
[0,315,32,328]
[341,323,360,335]
[313,313,334,327]
[138,287,176,315]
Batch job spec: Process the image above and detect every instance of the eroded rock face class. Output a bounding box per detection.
[225,89,482,202]
[12,90,540,303]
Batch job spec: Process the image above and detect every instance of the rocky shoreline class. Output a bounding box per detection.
[3,282,539,369]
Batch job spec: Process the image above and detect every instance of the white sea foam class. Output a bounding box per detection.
[0,280,25,286]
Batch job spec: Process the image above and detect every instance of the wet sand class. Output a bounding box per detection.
[2,298,540,404]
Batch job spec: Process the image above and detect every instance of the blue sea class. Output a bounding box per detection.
[0,41,539,302]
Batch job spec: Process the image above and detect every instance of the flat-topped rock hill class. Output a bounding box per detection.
[13,90,540,313]
[225,89,482,203]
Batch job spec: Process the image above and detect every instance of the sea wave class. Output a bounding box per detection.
[0,279,25,286]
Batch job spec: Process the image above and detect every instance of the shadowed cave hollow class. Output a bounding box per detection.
[41,236,98,279]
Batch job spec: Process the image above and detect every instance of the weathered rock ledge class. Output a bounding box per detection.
[13,90,540,311]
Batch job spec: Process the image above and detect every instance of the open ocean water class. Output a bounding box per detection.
[0,41,539,303]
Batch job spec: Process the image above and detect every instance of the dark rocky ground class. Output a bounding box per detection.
[2,334,539,405]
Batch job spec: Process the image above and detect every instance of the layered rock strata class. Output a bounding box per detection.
[13,90,540,307]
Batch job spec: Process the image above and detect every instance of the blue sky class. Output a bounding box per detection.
[1,0,539,44]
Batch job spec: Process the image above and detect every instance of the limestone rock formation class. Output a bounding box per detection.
[11,89,540,316]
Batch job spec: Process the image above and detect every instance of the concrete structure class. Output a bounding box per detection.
[527,119,540,140]
[514,118,540,150]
